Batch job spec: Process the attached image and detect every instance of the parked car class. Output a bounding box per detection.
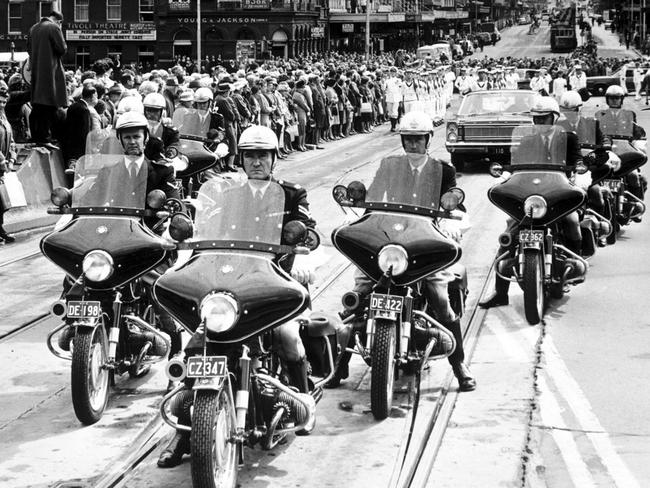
[586,64,650,95]
[445,90,537,171]
[518,16,531,25]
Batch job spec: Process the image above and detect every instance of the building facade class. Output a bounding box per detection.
[0,0,56,58]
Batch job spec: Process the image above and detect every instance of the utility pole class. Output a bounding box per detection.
[365,0,370,61]
[197,0,202,74]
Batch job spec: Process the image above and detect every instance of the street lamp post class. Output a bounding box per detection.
[197,0,202,74]
[365,0,370,61]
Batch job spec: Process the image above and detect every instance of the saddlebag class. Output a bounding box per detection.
[300,312,351,378]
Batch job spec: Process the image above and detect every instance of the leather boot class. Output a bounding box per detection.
[451,362,476,392]
[478,275,510,308]
[285,359,309,394]
[157,431,190,468]
[58,325,75,351]
[324,351,351,389]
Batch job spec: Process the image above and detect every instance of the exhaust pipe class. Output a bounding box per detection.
[341,291,361,311]
[50,300,67,318]
[498,232,512,248]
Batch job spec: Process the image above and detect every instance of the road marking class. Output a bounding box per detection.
[542,335,641,488]
[537,375,598,487]
[485,313,529,362]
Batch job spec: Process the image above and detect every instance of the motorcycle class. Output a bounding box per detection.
[595,109,647,230]
[41,154,177,424]
[171,107,230,198]
[488,125,589,325]
[330,161,466,420]
[156,177,348,488]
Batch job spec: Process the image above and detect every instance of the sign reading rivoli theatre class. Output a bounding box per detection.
[66,23,156,41]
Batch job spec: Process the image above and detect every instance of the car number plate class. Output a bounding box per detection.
[186,356,228,378]
[603,178,622,193]
[519,230,544,248]
[370,293,403,320]
[489,147,506,154]
[66,301,101,319]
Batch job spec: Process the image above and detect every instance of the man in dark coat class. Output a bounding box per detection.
[27,10,67,147]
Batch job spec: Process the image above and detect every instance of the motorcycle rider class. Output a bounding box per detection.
[143,92,181,152]
[479,97,584,309]
[596,85,647,211]
[327,111,476,392]
[157,125,317,468]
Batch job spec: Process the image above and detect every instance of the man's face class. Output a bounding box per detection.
[402,135,427,154]
[195,101,210,112]
[120,128,146,156]
[144,107,162,123]
[533,114,554,125]
[0,96,7,111]
[242,150,274,180]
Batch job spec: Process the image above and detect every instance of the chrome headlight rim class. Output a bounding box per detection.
[82,250,114,282]
[200,292,239,334]
[377,244,409,276]
[524,195,548,219]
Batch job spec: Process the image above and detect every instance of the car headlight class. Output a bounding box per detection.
[82,250,114,282]
[200,293,239,334]
[446,123,458,142]
[378,245,409,276]
[524,195,548,219]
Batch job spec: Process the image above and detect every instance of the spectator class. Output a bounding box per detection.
[0,87,16,243]
[27,10,67,148]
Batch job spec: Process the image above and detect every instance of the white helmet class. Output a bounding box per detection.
[238,125,278,151]
[194,87,214,103]
[530,97,560,120]
[116,95,144,115]
[115,111,149,132]
[605,84,626,98]
[143,92,166,110]
[399,111,434,136]
[559,90,583,111]
[178,89,194,103]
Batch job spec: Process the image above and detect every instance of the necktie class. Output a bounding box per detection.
[129,162,138,180]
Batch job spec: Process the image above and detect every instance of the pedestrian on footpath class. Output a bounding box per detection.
[0,87,16,243]
[634,62,645,100]
[27,10,67,148]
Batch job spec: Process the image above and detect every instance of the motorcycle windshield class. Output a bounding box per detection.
[510,125,568,166]
[172,107,209,137]
[596,110,634,139]
[85,128,123,155]
[335,156,448,214]
[71,154,148,209]
[194,176,285,245]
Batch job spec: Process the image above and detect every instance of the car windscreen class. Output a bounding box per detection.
[458,92,536,116]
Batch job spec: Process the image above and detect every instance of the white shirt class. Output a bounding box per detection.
[385,76,403,103]
[124,154,145,175]
[568,72,587,90]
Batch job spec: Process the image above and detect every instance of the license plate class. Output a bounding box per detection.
[519,230,544,248]
[603,178,622,193]
[186,356,228,378]
[370,293,403,320]
[489,147,506,154]
[66,301,101,319]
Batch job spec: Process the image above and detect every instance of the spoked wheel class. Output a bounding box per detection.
[191,388,238,488]
[370,320,397,420]
[261,407,288,450]
[71,325,110,425]
[522,251,545,325]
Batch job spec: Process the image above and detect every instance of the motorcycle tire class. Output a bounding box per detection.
[71,325,110,425]
[522,251,545,325]
[191,388,238,488]
[370,320,396,420]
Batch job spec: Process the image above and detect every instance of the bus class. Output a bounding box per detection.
[550,6,577,52]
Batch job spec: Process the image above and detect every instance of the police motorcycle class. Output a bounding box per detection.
[156,177,348,488]
[488,125,589,325]
[41,153,178,425]
[330,162,467,420]
[594,99,647,232]
[171,105,230,198]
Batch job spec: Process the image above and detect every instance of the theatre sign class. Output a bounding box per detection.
[65,23,157,41]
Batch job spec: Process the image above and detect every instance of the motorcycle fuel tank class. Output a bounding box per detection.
[40,216,168,290]
[153,251,309,343]
[488,171,585,225]
[331,211,461,286]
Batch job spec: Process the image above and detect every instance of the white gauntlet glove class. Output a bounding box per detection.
[214,143,230,159]
[291,253,316,285]
[606,151,621,172]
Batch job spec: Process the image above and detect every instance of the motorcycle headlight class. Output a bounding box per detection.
[82,250,114,282]
[377,244,409,276]
[200,293,239,334]
[524,195,548,219]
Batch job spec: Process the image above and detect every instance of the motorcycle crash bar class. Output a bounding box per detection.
[554,244,589,285]
[159,383,192,432]
[494,250,520,283]
[412,310,457,363]
[255,373,316,435]
[123,314,171,365]
[46,321,73,361]
[624,191,647,218]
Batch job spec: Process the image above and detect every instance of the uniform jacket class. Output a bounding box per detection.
[27,18,68,107]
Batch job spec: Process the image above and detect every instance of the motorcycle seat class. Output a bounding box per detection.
[303,312,342,338]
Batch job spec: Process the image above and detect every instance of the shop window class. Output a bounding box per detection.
[74,0,89,22]
[139,45,155,68]
[139,0,154,22]
[76,46,90,70]
[8,2,21,34]
[39,1,52,19]
[107,0,121,22]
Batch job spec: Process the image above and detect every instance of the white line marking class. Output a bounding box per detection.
[537,375,598,487]
[485,315,530,362]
